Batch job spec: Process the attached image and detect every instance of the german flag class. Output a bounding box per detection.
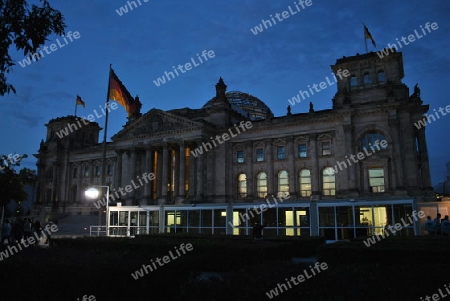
[109,68,135,117]
[76,95,85,107]
[364,24,376,47]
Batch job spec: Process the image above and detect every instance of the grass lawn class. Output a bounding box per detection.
[0,234,449,301]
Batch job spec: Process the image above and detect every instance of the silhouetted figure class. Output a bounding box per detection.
[309,102,314,113]
[424,216,435,236]
[252,222,266,240]
[434,213,442,236]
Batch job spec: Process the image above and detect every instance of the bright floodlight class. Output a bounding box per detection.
[85,187,100,199]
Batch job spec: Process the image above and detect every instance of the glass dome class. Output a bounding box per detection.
[203,91,273,121]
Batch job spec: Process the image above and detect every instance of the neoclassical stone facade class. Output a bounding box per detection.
[34,50,434,212]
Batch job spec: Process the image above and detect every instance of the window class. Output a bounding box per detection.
[237,174,247,199]
[107,164,113,175]
[256,148,264,162]
[377,70,386,82]
[84,166,90,177]
[350,75,358,86]
[236,150,244,163]
[322,167,336,196]
[369,168,385,192]
[278,170,289,198]
[277,146,286,160]
[298,143,307,158]
[257,172,267,198]
[299,169,311,197]
[361,132,387,151]
[322,141,331,156]
[95,166,101,176]
[363,72,371,84]
[72,168,78,179]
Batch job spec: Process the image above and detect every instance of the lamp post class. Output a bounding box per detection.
[85,186,110,236]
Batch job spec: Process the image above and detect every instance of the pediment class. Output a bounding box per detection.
[112,109,204,141]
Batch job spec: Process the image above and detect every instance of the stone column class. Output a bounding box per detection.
[121,150,129,198]
[114,150,123,189]
[267,139,274,197]
[195,141,204,201]
[417,127,431,188]
[160,144,169,204]
[76,164,82,204]
[177,142,186,203]
[188,143,196,199]
[245,142,253,199]
[288,136,296,198]
[309,134,321,199]
[128,148,136,205]
[143,147,153,203]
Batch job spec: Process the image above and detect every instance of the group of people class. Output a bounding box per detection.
[424,213,450,236]
[1,217,52,246]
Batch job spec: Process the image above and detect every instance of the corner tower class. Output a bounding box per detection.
[331,49,409,108]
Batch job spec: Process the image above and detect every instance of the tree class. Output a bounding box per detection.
[0,154,37,213]
[0,0,66,95]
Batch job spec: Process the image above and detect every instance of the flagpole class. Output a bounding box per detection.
[101,65,111,186]
[99,64,111,234]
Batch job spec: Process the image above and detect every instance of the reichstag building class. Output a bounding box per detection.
[35,50,434,240]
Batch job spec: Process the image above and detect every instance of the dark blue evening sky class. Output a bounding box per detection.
[1,0,449,186]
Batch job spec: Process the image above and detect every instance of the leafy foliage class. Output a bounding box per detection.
[0,153,37,208]
[0,0,66,95]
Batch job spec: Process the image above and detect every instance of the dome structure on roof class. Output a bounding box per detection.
[203,90,273,121]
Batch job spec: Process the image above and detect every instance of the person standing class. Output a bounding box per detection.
[433,213,442,236]
[252,222,266,240]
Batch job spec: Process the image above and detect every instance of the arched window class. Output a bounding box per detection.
[350,75,358,86]
[361,132,387,151]
[237,174,247,199]
[278,170,289,198]
[363,73,371,84]
[377,70,386,82]
[322,168,336,196]
[299,169,311,197]
[256,172,267,198]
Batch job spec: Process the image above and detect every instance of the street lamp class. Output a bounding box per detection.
[85,186,110,236]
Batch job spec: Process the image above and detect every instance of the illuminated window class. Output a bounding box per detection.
[299,169,311,197]
[257,172,267,198]
[278,170,289,198]
[322,167,336,196]
[369,168,385,192]
[237,174,247,199]
[350,75,358,86]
